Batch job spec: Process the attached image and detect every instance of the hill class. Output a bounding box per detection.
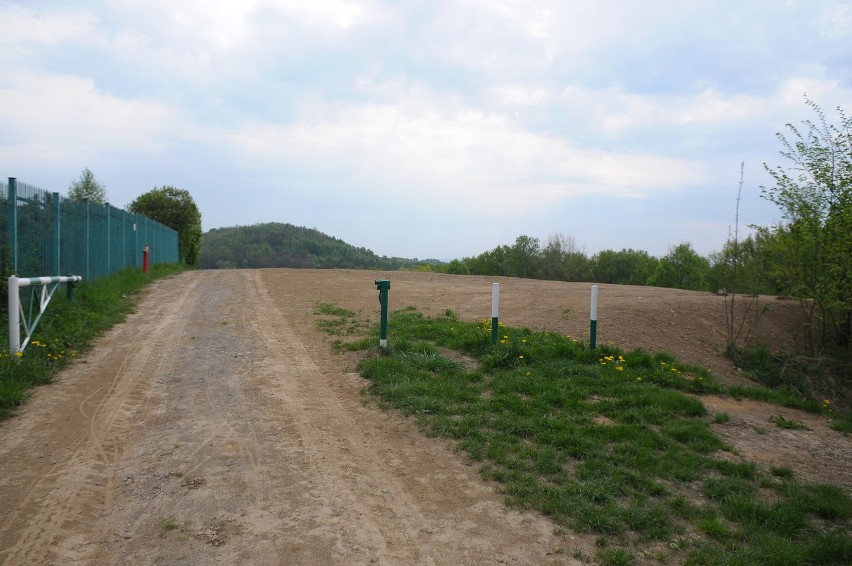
[199,222,423,270]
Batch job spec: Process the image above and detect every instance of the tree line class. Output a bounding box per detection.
[435,236,725,291]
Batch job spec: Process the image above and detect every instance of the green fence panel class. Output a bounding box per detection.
[4,178,179,280]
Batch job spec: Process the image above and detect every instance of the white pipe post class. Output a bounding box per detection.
[8,276,20,354]
[491,283,500,343]
[590,284,599,349]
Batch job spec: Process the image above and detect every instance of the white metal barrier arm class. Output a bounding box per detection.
[8,275,82,354]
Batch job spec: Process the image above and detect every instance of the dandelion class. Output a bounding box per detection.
[615,366,624,371]
[636,377,642,382]
[15,352,23,358]
[518,355,524,359]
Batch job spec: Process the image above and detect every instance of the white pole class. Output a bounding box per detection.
[590,284,599,348]
[492,283,499,318]
[491,283,500,343]
[9,276,20,354]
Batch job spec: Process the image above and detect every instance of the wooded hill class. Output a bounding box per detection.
[199,222,425,270]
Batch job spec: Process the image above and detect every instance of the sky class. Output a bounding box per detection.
[1,1,851,261]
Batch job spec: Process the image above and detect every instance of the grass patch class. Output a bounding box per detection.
[713,412,730,424]
[314,302,369,336]
[319,307,852,564]
[0,264,189,420]
[769,414,811,431]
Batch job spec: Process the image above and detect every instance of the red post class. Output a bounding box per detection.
[143,244,149,273]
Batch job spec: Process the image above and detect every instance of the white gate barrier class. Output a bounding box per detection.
[8,275,82,354]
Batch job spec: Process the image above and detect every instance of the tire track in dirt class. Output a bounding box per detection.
[251,271,439,563]
[0,275,199,565]
[255,269,584,565]
[87,270,311,564]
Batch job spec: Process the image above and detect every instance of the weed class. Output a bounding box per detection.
[713,412,730,424]
[771,466,794,479]
[769,415,811,431]
[160,516,179,534]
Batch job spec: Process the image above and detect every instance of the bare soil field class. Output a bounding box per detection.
[0,268,848,565]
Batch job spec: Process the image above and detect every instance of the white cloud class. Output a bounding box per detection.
[0,5,102,50]
[232,96,704,218]
[0,72,193,167]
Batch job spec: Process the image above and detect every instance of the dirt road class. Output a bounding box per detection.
[0,269,847,565]
[0,270,592,565]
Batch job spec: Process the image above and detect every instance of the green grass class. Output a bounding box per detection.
[0,264,189,419]
[313,302,370,336]
[319,305,852,565]
[769,414,811,430]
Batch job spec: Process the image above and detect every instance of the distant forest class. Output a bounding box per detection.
[199,223,426,270]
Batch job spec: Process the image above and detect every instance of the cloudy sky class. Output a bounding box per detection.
[1,1,850,261]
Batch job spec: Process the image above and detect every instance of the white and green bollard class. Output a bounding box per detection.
[491,282,500,343]
[589,284,598,349]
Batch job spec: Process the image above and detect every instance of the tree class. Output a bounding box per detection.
[129,186,202,266]
[592,248,658,285]
[540,233,589,281]
[648,242,710,291]
[761,98,851,355]
[68,167,107,204]
[507,235,541,278]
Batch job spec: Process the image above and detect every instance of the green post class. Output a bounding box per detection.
[52,192,61,276]
[375,279,391,348]
[7,178,17,273]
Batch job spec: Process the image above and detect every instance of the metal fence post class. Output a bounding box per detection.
[52,192,60,276]
[7,177,17,273]
[106,203,111,275]
[84,198,90,280]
